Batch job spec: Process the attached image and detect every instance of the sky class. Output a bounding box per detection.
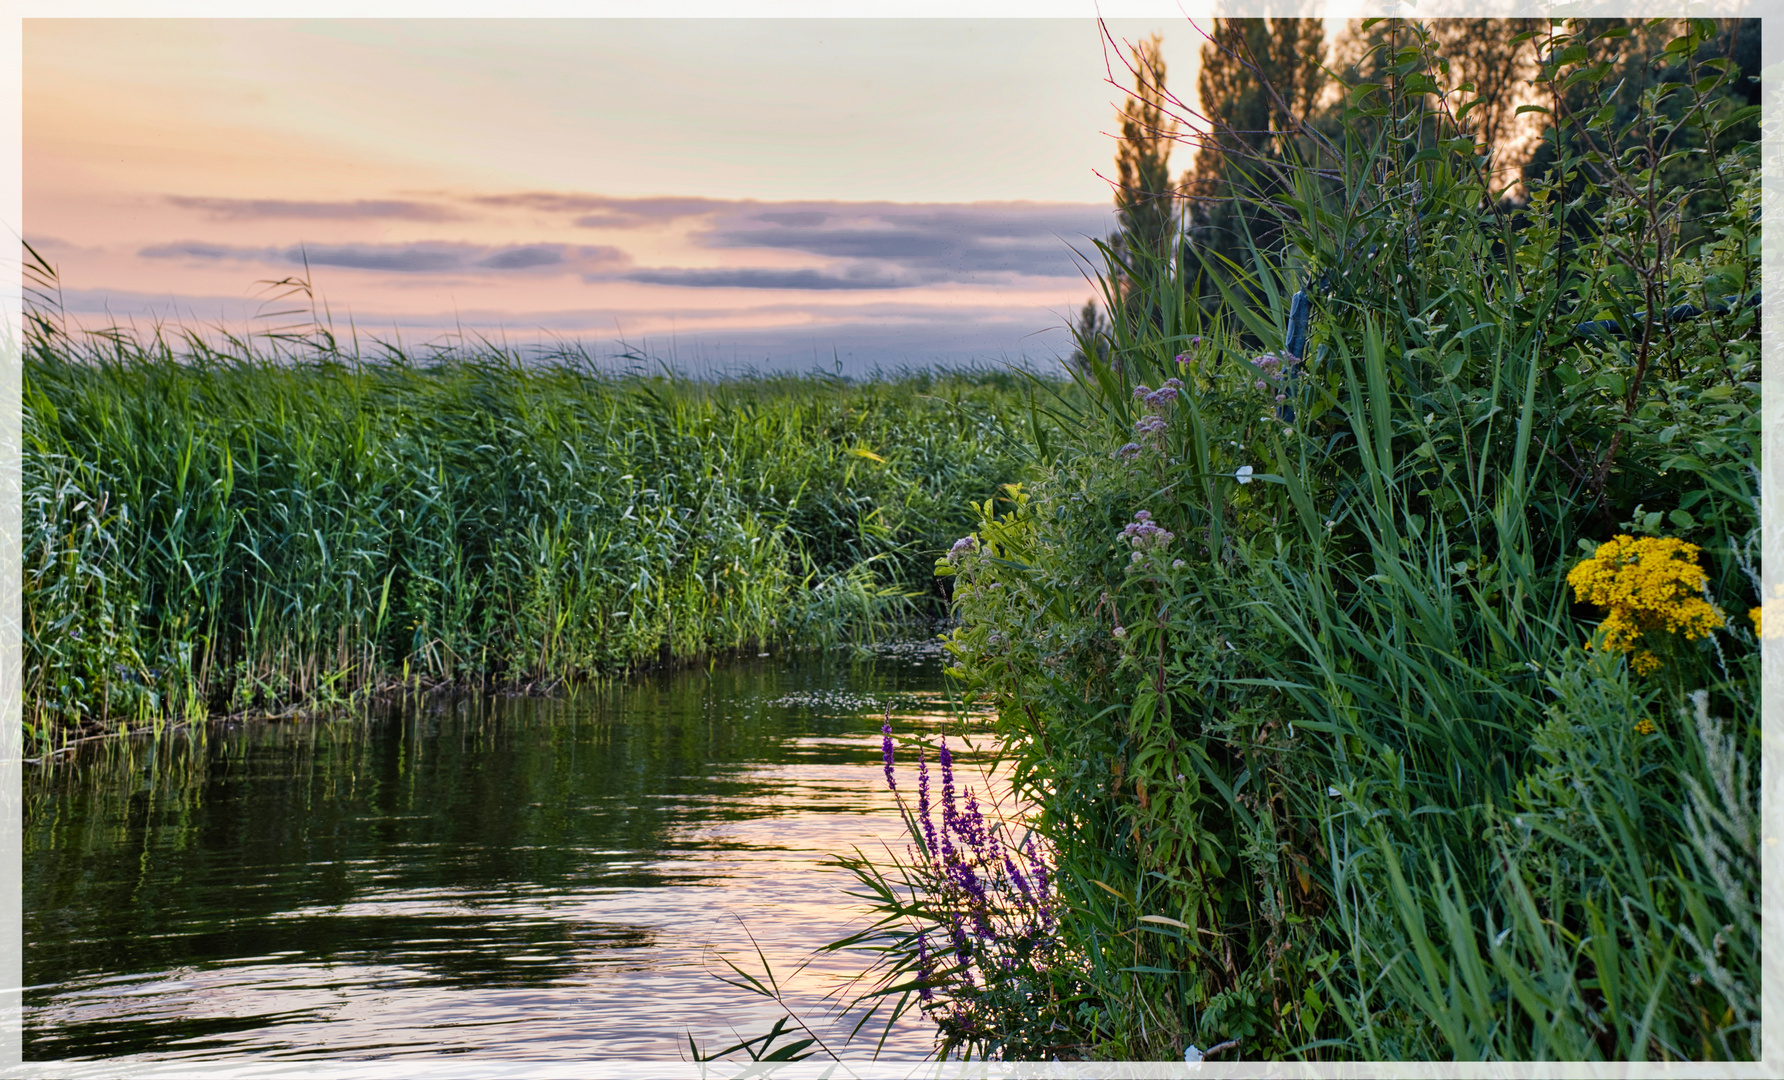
[25,16,1225,376]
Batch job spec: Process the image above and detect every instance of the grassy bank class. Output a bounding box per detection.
[24,324,1054,741]
[841,18,1761,1062]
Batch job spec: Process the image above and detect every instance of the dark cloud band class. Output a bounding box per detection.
[165,197,465,222]
[138,241,626,275]
[621,266,909,291]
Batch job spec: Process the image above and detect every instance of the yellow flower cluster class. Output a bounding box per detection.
[1567,535,1725,675]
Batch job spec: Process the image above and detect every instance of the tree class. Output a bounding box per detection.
[1113,32,1179,265]
[1066,298,1109,375]
[1180,19,1327,288]
[1071,31,1178,372]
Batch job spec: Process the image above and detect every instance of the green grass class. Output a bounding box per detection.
[918,17,1760,1061]
[23,322,1060,742]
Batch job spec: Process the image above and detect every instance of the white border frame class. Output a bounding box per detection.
[2,2,1774,1077]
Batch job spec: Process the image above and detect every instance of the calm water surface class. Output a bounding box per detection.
[24,644,1004,1062]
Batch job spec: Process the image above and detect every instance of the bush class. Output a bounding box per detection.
[925,17,1759,1061]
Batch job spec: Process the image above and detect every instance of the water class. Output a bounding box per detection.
[23,644,1009,1063]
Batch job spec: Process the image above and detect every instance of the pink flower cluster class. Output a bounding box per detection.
[1132,377,1184,414]
[1121,509,1175,553]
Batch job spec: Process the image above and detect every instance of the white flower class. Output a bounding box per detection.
[1234,465,1253,485]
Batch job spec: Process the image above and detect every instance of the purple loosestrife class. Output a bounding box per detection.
[918,747,937,860]
[949,911,972,966]
[939,740,958,848]
[960,789,990,852]
[1003,847,1034,905]
[1024,835,1055,931]
[954,861,994,939]
[870,730,1065,1043]
[880,719,896,792]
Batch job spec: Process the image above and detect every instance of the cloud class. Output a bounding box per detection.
[620,266,909,291]
[165,196,465,222]
[477,245,565,270]
[469,192,724,227]
[47,286,1082,379]
[138,240,628,275]
[138,241,257,261]
[701,203,1115,283]
[447,191,1117,288]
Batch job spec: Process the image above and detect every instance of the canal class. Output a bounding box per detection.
[24,643,1003,1062]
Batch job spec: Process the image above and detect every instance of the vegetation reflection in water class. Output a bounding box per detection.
[24,643,1006,1061]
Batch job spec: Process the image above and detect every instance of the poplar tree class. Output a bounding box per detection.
[1181,19,1327,285]
[1073,32,1177,372]
[1113,32,1178,265]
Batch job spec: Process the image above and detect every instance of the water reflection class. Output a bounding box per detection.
[24,645,1003,1061]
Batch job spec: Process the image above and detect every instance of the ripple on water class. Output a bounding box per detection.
[24,649,1003,1062]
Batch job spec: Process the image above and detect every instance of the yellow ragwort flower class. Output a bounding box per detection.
[1634,718,1657,736]
[1751,606,1762,638]
[1567,534,1725,673]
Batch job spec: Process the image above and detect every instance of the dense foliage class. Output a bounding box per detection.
[23,314,1051,739]
[924,17,1760,1061]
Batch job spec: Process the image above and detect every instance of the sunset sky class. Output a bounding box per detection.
[25,13,1226,376]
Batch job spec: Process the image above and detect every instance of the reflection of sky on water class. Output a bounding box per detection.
[24,651,1019,1062]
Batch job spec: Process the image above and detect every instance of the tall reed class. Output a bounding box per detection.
[24,316,1053,740]
[925,17,1759,1061]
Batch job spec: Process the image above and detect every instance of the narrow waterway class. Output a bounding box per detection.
[23,643,1007,1062]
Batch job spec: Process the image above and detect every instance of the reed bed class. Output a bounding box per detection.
[23,323,1050,742]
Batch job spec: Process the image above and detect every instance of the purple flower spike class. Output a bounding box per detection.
[939,741,957,854]
[881,719,896,792]
[918,747,937,860]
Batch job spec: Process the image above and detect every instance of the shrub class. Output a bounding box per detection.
[925,17,1758,1061]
